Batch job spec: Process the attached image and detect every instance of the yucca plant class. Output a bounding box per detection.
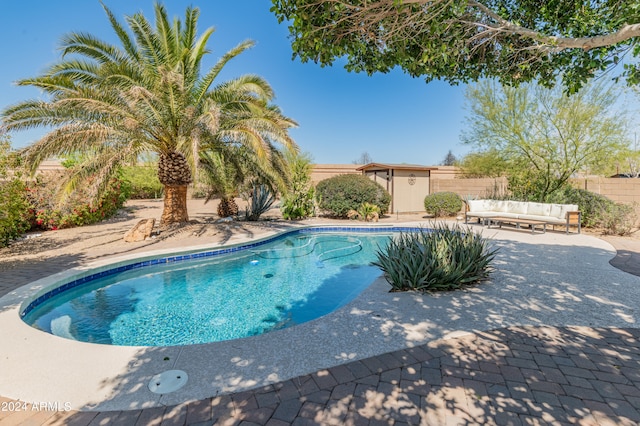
[372,224,497,292]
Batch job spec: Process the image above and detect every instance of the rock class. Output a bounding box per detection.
[124,219,155,242]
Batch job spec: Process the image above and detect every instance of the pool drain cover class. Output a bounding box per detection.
[148,370,188,394]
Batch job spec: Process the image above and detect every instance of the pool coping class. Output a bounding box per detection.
[0,222,633,412]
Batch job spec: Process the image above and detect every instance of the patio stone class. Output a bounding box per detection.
[2,208,640,425]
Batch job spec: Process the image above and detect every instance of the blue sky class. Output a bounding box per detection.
[0,0,471,165]
[3,2,638,166]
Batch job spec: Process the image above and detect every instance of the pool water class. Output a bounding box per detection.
[23,232,393,346]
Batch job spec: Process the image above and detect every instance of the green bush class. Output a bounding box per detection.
[600,202,637,236]
[372,224,497,292]
[347,202,380,222]
[282,187,315,220]
[120,165,163,199]
[547,186,606,228]
[548,186,613,228]
[0,140,31,247]
[316,174,391,218]
[423,192,463,217]
[26,171,126,230]
[281,151,316,220]
[0,179,31,247]
[548,186,637,234]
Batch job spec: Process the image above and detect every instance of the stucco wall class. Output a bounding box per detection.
[390,170,430,213]
[310,164,360,185]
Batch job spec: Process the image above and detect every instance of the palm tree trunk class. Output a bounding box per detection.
[161,184,189,225]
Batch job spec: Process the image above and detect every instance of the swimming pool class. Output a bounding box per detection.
[21,228,416,346]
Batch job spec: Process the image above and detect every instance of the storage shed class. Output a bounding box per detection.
[356,163,436,214]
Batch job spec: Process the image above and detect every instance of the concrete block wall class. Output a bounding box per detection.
[430,177,508,200]
[569,178,640,205]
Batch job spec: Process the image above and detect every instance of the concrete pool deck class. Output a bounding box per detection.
[0,200,639,425]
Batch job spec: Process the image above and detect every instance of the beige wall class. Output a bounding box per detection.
[430,177,508,199]
[569,177,640,205]
[431,176,640,210]
[430,166,459,179]
[390,170,430,213]
[310,164,360,185]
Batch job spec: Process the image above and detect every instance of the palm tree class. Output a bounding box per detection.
[1,3,297,225]
[199,148,244,218]
[198,98,297,217]
[199,141,291,219]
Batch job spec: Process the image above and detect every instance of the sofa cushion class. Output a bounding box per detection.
[507,201,528,214]
[519,214,565,224]
[549,204,578,220]
[486,199,504,212]
[549,204,563,219]
[467,200,486,212]
[466,211,500,218]
[527,202,552,217]
[499,200,512,213]
[497,212,520,219]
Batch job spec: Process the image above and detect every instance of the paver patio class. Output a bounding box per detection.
[0,200,638,425]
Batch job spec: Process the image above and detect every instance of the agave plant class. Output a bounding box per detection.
[245,184,276,221]
[372,224,497,292]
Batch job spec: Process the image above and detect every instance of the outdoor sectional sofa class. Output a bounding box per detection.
[465,199,581,234]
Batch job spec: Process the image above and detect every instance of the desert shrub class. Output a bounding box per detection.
[347,202,380,222]
[282,188,315,220]
[547,186,602,227]
[27,171,126,230]
[548,186,614,228]
[423,192,463,217]
[372,224,497,292]
[600,202,637,236]
[547,186,637,233]
[281,151,316,220]
[0,140,31,246]
[120,165,163,199]
[316,174,391,218]
[0,179,31,246]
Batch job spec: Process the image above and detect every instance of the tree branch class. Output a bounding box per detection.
[469,1,640,51]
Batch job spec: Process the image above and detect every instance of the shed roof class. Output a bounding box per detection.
[355,162,437,172]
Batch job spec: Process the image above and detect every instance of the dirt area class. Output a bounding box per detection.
[1,198,636,286]
[0,199,433,286]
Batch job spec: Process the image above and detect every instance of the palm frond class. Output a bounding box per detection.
[127,11,165,70]
[2,3,298,226]
[194,39,255,104]
[59,32,126,65]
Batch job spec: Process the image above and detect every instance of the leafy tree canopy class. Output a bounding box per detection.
[271,0,640,92]
[462,80,629,200]
[458,149,508,178]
